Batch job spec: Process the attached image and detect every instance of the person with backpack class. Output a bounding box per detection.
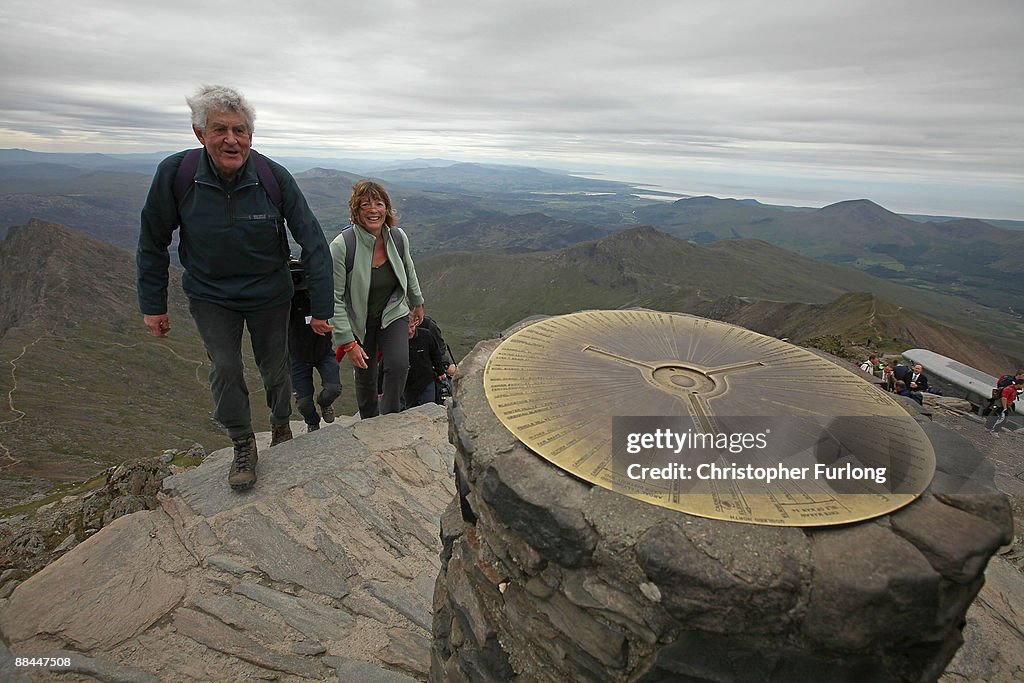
[288,259,341,432]
[983,369,1024,417]
[330,180,424,418]
[137,85,333,491]
[420,316,457,402]
[986,374,1023,436]
[891,361,910,386]
[404,319,450,410]
[858,355,881,375]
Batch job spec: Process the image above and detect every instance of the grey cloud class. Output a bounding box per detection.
[0,0,1020,216]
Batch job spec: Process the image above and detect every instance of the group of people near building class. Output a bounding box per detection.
[860,356,930,405]
[136,85,453,490]
[860,354,1023,435]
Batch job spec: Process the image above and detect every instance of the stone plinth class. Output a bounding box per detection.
[432,334,1014,683]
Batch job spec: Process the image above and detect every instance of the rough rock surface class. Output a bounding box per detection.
[929,410,1024,682]
[433,331,1017,683]
[0,405,454,682]
[0,446,204,587]
[1,323,1022,682]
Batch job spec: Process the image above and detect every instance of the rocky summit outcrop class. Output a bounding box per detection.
[1,321,1023,682]
[0,404,455,682]
[433,331,1018,683]
[0,445,206,591]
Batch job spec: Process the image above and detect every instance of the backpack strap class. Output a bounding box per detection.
[342,225,356,274]
[422,316,454,365]
[250,150,282,209]
[172,148,202,205]
[390,226,405,256]
[174,148,288,264]
[172,148,282,210]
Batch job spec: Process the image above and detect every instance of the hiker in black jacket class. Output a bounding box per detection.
[289,260,341,432]
[404,321,449,409]
[137,85,333,491]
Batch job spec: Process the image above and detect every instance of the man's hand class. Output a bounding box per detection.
[310,318,333,335]
[144,314,170,338]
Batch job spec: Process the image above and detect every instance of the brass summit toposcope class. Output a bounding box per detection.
[483,310,936,526]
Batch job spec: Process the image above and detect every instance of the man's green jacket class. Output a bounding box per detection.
[136,148,333,319]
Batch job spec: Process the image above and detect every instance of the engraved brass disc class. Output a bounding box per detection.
[483,310,936,526]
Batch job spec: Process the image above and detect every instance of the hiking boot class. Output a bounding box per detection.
[228,434,258,490]
[270,422,293,446]
[320,403,335,424]
[306,421,320,433]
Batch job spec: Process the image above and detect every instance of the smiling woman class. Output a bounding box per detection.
[329,180,426,418]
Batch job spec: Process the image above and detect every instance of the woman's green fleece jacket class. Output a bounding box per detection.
[329,223,424,348]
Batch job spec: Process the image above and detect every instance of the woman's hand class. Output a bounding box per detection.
[346,342,369,369]
[410,304,424,327]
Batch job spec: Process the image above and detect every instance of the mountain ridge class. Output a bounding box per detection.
[418,226,1023,371]
[633,194,1024,315]
[0,221,230,505]
[689,291,1015,374]
[1,219,1019,508]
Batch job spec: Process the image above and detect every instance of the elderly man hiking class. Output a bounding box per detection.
[137,84,333,490]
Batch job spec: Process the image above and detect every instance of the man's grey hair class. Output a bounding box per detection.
[186,84,256,133]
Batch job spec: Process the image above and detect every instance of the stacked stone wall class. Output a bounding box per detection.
[432,336,1014,682]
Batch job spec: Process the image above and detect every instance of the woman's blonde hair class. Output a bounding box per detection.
[348,180,397,227]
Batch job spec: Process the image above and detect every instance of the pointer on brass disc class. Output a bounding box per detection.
[483,310,936,526]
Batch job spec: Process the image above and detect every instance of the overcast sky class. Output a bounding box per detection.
[1,0,1021,218]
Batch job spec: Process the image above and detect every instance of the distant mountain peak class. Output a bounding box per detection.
[681,196,731,205]
[447,161,541,175]
[568,225,692,266]
[831,291,879,305]
[819,198,892,215]
[4,217,85,254]
[678,196,763,206]
[296,167,354,178]
[0,221,141,367]
[815,199,910,229]
[600,224,674,242]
